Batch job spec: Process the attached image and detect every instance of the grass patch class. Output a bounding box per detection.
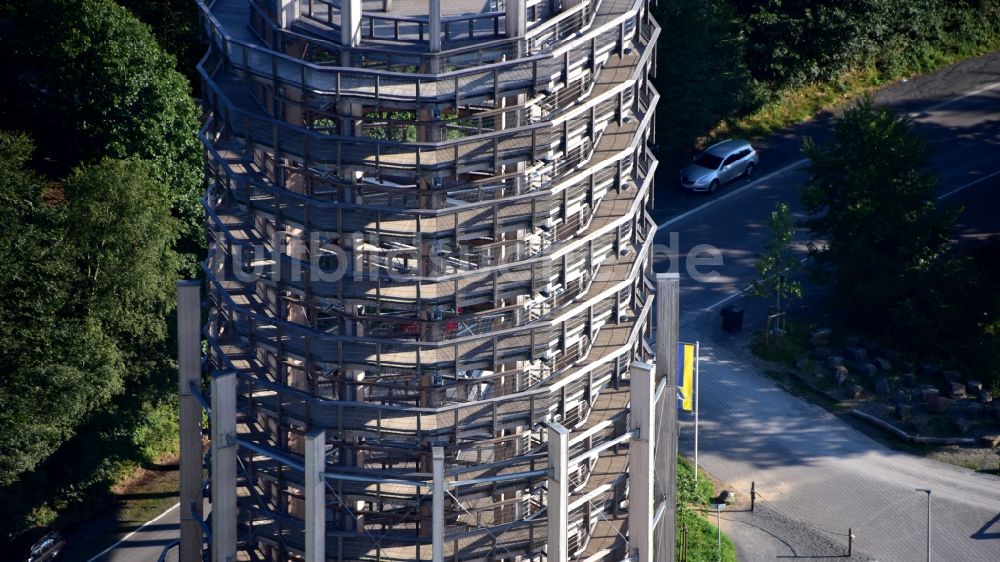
[61,459,182,562]
[710,37,1000,144]
[677,458,738,561]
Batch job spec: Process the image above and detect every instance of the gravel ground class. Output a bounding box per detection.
[721,502,876,562]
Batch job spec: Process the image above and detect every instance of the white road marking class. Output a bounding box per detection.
[85,502,180,562]
[938,169,1000,200]
[667,79,1000,318]
[921,81,1000,113]
[657,159,810,232]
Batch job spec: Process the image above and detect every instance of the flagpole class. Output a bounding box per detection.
[694,340,700,482]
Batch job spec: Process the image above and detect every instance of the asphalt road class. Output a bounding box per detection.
[665,50,1000,561]
[655,50,1000,319]
[86,50,1000,562]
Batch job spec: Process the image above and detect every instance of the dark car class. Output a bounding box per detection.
[10,529,66,562]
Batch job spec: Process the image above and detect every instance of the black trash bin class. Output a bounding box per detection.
[721,305,744,332]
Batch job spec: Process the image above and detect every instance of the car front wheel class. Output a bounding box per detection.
[745,163,756,179]
[709,179,720,193]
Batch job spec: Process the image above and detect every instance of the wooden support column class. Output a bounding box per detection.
[211,371,237,562]
[629,361,655,562]
[432,446,445,562]
[177,281,203,562]
[547,422,569,562]
[305,428,326,562]
[655,273,680,561]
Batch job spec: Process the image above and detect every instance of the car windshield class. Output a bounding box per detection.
[693,152,723,169]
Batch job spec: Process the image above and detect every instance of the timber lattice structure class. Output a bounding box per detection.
[198,0,661,559]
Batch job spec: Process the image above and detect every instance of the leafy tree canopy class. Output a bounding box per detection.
[801,98,957,322]
[0,0,202,245]
[63,158,181,377]
[748,202,803,309]
[0,133,180,486]
[114,0,202,85]
[653,0,758,158]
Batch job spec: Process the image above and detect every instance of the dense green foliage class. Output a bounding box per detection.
[0,134,182,538]
[801,100,999,385]
[0,0,196,541]
[802,99,956,318]
[0,0,203,256]
[0,134,127,486]
[652,0,1000,159]
[115,0,202,86]
[654,0,757,159]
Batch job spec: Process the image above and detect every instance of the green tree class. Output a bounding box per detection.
[62,158,181,380]
[0,0,203,252]
[748,202,803,311]
[0,133,127,485]
[0,133,180,489]
[800,98,956,325]
[654,0,758,158]
[115,0,202,86]
[732,0,872,88]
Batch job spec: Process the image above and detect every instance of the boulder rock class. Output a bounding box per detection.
[846,385,865,400]
[967,380,983,394]
[926,396,953,414]
[920,386,940,402]
[980,435,1000,448]
[845,346,867,362]
[949,381,967,399]
[895,390,911,405]
[862,363,878,378]
[827,356,844,369]
[901,373,916,388]
[813,347,831,360]
[874,357,892,371]
[978,391,993,404]
[795,357,810,370]
[834,365,849,386]
[942,370,962,383]
[874,376,890,395]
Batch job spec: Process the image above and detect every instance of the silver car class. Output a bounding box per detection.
[679,139,759,192]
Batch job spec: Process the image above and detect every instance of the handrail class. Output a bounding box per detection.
[197,0,651,102]
[208,295,652,419]
[156,540,180,562]
[200,81,654,217]
[269,1,518,69]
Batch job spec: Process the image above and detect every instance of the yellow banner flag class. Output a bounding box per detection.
[679,343,695,412]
